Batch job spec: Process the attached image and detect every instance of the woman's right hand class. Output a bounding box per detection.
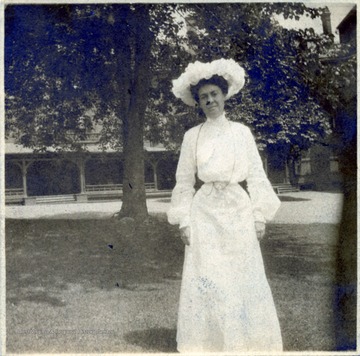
[180,226,191,246]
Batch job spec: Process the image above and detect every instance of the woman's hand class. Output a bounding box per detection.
[255,221,266,241]
[180,226,191,246]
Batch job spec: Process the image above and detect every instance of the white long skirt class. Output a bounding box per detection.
[176,183,283,353]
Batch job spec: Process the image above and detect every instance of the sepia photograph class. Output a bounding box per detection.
[2,1,357,354]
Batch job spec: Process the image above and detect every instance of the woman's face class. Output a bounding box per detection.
[198,84,226,119]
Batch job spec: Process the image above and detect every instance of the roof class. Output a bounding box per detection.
[337,5,356,31]
[5,143,34,154]
[5,142,168,155]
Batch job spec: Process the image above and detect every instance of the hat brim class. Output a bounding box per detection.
[172,59,246,107]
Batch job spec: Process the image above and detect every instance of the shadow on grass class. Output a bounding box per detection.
[124,328,177,353]
[7,292,66,307]
[6,217,184,298]
[261,224,339,281]
[277,195,311,202]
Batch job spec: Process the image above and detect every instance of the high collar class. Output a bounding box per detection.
[205,113,228,126]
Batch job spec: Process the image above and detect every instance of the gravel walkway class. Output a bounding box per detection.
[5,191,343,224]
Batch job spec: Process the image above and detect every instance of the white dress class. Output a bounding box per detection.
[167,114,283,353]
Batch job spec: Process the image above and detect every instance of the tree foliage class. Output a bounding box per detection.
[5,4,189,219]
[6,3,354,217]
[149,3,337,161]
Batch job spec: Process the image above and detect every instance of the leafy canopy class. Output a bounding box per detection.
[6,3,350,159]
[149,3,336,159]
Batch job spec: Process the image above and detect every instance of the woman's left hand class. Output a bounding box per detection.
[255,221,266,241]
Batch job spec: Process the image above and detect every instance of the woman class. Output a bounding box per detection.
[167,59,283,353]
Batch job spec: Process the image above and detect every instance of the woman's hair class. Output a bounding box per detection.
[190,75,229,103]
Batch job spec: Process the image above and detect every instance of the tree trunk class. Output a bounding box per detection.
[121,124,148,221]
[119,7,154,222]
[334,109,357,350]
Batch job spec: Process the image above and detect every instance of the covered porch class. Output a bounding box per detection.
[5,146,177,205]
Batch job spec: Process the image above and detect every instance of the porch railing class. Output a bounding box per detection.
[85,182,156,192]
[5,188,25,204]
[5,188,24,196]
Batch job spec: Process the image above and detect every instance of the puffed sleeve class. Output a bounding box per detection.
[244,127,281,222]
[167,129,197,228]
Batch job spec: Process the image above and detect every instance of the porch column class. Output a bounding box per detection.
[151,161,159,191]
[74,157,88,202]
[22,159,28,197]
[79,159,86,194]
[22,160,38,205]
[284,158,290,183]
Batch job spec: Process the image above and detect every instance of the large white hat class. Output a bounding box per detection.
[172,58,246,107]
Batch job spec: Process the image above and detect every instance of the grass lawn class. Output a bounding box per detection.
[6,216,342,353]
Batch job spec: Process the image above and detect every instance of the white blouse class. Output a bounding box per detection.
[167,114,280,228]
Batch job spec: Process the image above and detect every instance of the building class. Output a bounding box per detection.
[5,134,178,205]
[337,6,356,45]
[286,5,356,191]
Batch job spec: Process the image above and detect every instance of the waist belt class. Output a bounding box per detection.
[203,181,238,191]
